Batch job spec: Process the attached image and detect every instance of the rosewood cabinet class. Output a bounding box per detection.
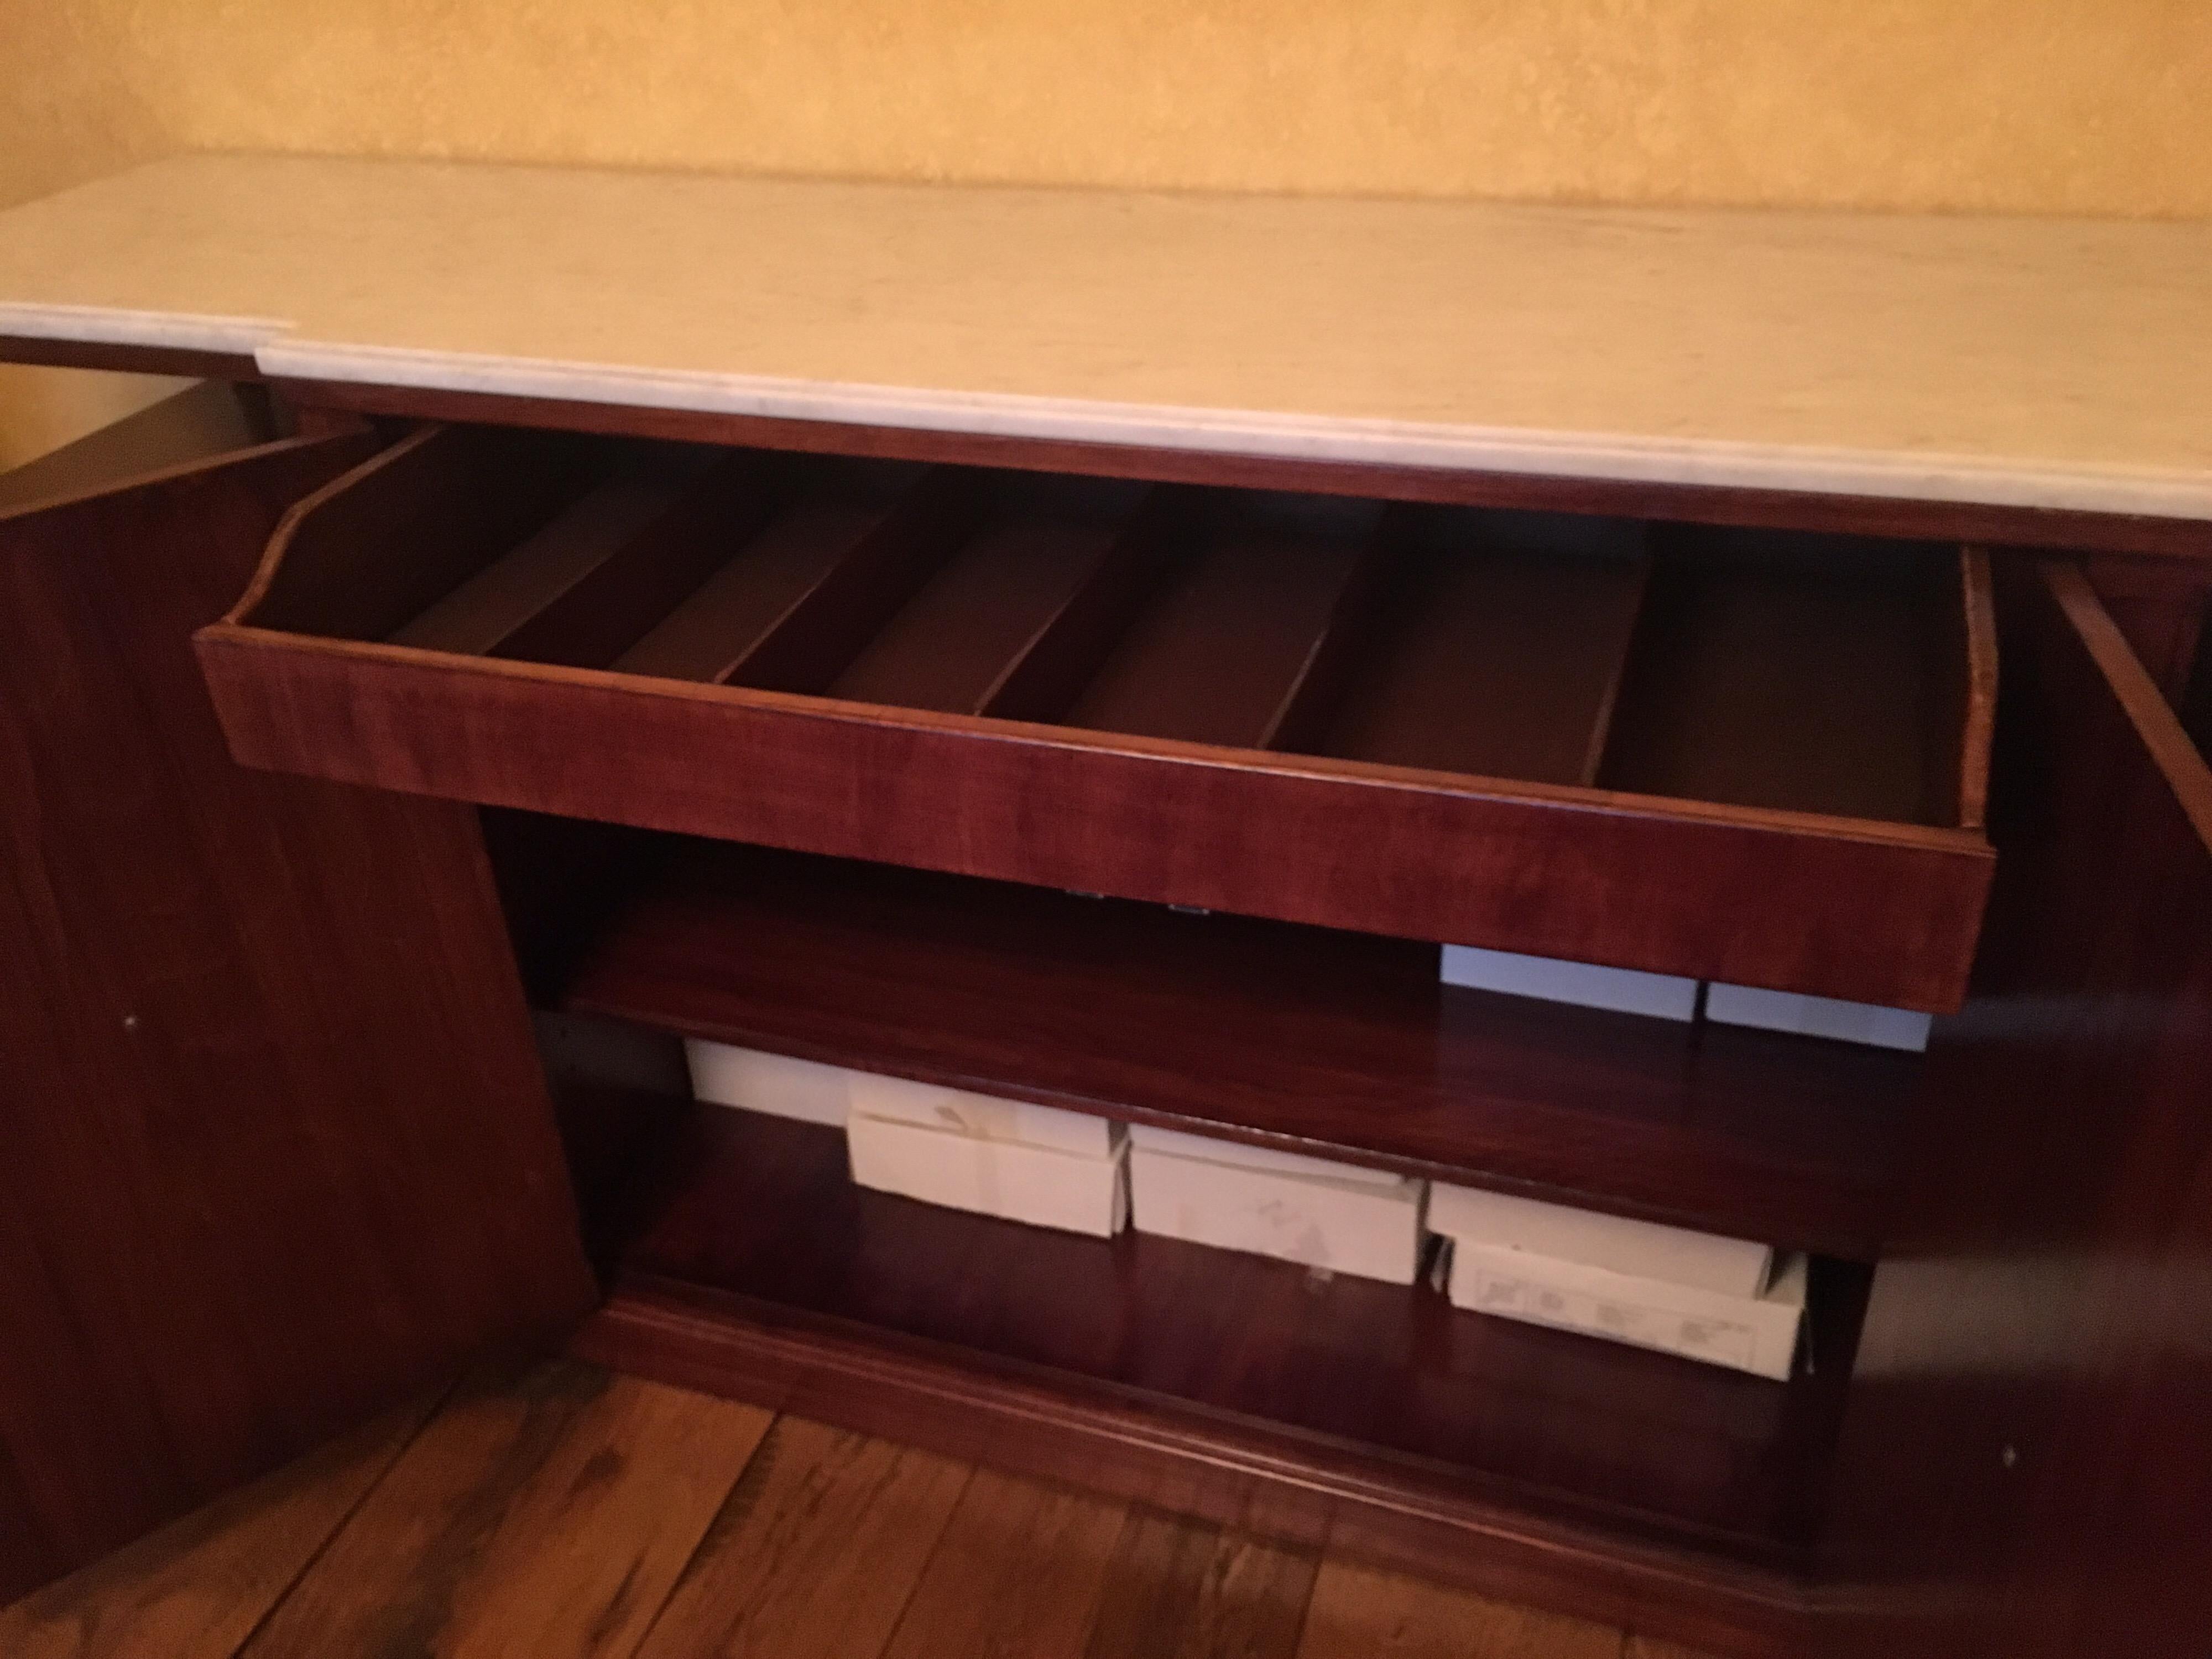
[3,158,2211,1658]
[0,385,595,1595]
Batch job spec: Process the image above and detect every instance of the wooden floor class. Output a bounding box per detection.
[0,1360,1714,1658]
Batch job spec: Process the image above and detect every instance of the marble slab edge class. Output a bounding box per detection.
[255,341,2212,522]
[9,300,2209,523]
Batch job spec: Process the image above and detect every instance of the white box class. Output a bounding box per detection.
[1127,1123,1406,1187]
[1426,1183,1773,1298]
[686,1040,851,1126]
[1704,983,1933,1052]
[1129,1145,1426,1284]
[847,1112,1128,1237]
[846,1070,1118,1159]
[1448,1243,1808,1380]
[1441,945,1698,1022]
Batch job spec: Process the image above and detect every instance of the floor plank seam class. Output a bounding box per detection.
[866,1457,985,1659]
[226,1379,458,1658]
[618,1404,795,1658]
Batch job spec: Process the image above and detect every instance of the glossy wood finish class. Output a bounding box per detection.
[580,1104,1869,1559]
[2188,622,2212,757]
[631,1415,972,1659]
[243,422,606,641]
[1086,1510,1319,1659]
[831,475,1157,714]
[7,1360,1700,1659]
[1297,1557,1624,1659]
[1819,560,2212,1658]
[14,361,2212,1656]
[1060,491,1385,746]
[394,448,768,664]
[575,1274,1819,1658]
[239,1365,771,1658]
[2082,550,2212,707]
[0,1397,441,1659]
[1297,508,1648,782]
[0,332,262,382]
[0,403,596,1601]
[1597,531,1972,826]
[550,838,1911,1257]
[197,426,1996,1011]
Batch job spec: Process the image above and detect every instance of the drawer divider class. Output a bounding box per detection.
[1256,508,1411,753]
[476,452,784,668]
[1574,539,1655,787]
[399,450,784,667]
[249,424,606,642]
[973,486,1206,722]
[717,467,990,695]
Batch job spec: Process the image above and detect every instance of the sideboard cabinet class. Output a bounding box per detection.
[3,159,2210,1659]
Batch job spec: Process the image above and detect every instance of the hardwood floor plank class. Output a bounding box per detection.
[0,1392,440,1659]
[630,1415,971,1659]
[878,1467,1128,1659]
[1081,1507,1318,1659]
[1295,1558,1625,1659]
[240,1360,771,1659]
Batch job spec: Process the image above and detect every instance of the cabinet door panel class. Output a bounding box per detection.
[1825,560,2212,1659]
[0,400,595,1601]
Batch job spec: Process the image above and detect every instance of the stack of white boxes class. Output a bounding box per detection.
[1127,1124,1427,1285]
[1421,938,1939,1375]
[685,1039,1804,1378]
[844,1071,1127,1237]
[1440,943,1933,1051]
[685,1039,854,1126]
[1427,1185,1806,1379]
[685,1039,1128,1237]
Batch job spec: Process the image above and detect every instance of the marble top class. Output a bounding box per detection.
[3,154,2209,519]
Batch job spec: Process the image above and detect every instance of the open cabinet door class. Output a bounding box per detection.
[1824,559,2212,1659]
[0,387,595,1601]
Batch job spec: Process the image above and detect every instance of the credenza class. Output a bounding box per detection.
[3,156,2209,1658]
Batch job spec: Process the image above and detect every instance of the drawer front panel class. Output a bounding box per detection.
[197,627,1990,1011]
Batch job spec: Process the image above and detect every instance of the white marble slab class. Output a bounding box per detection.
[3,154,2210,519]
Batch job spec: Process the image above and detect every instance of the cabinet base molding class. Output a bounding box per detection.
[571,1281,1834,1659]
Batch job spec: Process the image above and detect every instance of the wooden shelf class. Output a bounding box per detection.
[580,1103,1868,1558]
[549,837,1914,1260]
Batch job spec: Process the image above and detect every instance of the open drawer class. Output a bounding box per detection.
[195,423,1996,1011]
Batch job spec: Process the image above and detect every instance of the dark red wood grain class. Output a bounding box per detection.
[574,1275,1824,1659]
[548,837,1912,1259]
[0,332,263,381]
[1818,561,2212,1659]
[193,626,1994,1012]
[564,1095,1865,1657]
[2082,550,2212,707]
[0,422,596,1601]
[192,421,2002,1011]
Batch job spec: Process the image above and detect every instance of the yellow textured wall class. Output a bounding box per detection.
[4,1,2209,465]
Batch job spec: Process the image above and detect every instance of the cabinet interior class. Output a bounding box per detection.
[260,427,1988,832]
[489,813,1901,1568]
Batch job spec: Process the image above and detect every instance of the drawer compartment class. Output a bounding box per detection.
[197,424,1996,1011]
